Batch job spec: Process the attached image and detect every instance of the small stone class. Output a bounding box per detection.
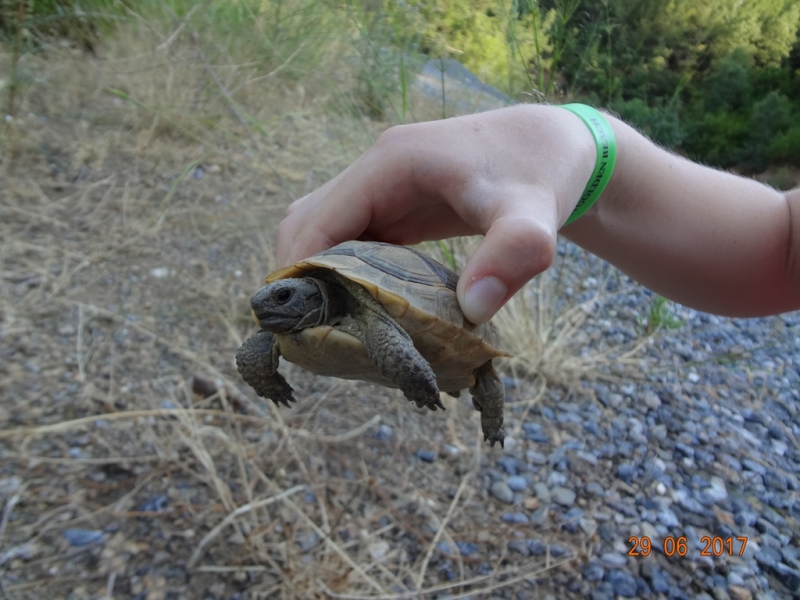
[728,585,752,600]
[640,522,658,541]
[657,509,680,528]
[704,477,728,502]
[551,487,576,507]
[741,459,766,475]
[649,566,670,593]
[415,449,436,463]
[139,496,168,512]
[529,507,548,524]
[508,540,530,555]
[600,552,628,567]
[526,451,547,465]
[774,563,800,591]
[576,451,598,465]
[62,529,105,547]
[528,539,547,555]
[490,481,514,504]
[507,475,528,492]
[523,497,539,510]
[642,391,662,410]
[547,470,568,487]
[533,482,551,502]
[456,541,480,556]
[582,560,605,581]
[579,517,597,536]
[585,481,605,496]
[497,456,519,475]
[735,511,759,527]
[617,463,636,483]
[550,543,571,558]
[606,568,638,597]
[296,531,319,552]
[149,267,170,279]
[501,512,529,524]
[368,540,390,561]
[771,440,788,456]
[727,571,746,587]
[442,444,459,456]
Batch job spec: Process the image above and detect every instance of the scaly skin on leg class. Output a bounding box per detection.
[336,315,445,412]
[470,361,505,448]
[235,330,295,407]
[332,274,444,411]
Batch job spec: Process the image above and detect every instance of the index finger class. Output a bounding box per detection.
[274,164,373,267]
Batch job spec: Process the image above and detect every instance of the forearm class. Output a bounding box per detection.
[563,116,800,317]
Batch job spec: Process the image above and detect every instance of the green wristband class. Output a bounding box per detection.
[560,103,617,226]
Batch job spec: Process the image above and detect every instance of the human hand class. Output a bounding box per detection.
[275,104,598,324]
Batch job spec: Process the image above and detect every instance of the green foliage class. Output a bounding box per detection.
[746,91,792,171]
[6,0,800,172]
[391,0,554,96]
[638,296,684,336]
[681,49,799,171]
[769,127,800,167]
[701,49,753,112]
[610,98,684,148]
[682,109,750,167]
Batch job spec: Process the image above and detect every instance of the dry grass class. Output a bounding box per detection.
[0,10,652,599]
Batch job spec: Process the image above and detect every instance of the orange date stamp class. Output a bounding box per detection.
[628,536,749,557]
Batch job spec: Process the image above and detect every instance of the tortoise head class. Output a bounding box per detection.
[250,278,329,333]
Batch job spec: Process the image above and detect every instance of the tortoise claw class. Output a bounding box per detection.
[271,396,296,408]
[484,432,505,449]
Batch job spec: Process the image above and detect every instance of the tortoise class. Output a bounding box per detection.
[235,240,509,447]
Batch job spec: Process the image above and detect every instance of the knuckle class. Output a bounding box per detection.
[374,123,418,155]
[507,217,557,273]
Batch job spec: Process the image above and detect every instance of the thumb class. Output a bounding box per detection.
[457,213,557,324]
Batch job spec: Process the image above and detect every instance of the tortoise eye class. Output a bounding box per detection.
[275,288,293,305]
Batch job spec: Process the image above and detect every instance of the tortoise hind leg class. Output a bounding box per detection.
[236,330,295,407]
[469,361,505,448]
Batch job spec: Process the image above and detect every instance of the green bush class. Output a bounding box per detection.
[744,90,793,171]
[682,110,750,167]
[701,49,754,113]
[610,97,684,148]
[769,126,800,166]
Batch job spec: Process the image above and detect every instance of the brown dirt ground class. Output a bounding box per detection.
[0,42,599,600]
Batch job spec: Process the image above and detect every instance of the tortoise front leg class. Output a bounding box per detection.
[336,314,445,412]
[470,361,505,448]
[236,330,295,407]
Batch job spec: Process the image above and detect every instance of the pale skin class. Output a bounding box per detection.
[276,104,800,324]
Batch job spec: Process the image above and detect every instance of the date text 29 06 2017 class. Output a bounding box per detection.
[628,536,749,557]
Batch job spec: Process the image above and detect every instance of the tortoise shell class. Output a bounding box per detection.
[263,240,508,392]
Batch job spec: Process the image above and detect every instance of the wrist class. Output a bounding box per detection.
[557,105,618,226]
[536,104,601,226]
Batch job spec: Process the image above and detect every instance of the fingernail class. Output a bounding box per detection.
[464,277,507,324]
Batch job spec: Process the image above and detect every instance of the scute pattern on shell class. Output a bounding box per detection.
[264,241,507,392]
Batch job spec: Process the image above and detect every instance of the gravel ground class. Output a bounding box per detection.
[467,241,800,599]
